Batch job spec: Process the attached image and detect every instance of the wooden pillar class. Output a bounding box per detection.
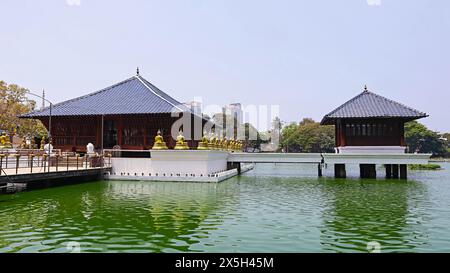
[318,164,323,177]
[118,116,123,147]
[227,162,241,174]
[400,164,407,179]
[236,162,241,175]
[360,164,376,179]
[334,164,346,178]
[392,164,399,179]
[385,164,392,179]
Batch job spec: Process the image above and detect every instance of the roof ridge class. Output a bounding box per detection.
[135,75,185,112]
[365,90,427,116]
[323,90,366,118]
[324,89,427,119]
[29,76,138,115]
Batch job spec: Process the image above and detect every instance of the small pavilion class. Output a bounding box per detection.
[321,86,428,179]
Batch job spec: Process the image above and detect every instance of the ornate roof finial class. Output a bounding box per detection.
[364,85,368,92]
[41,89,46,109]
[136,67,140,76]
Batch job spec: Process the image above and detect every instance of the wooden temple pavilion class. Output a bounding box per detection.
[21,71,204,152]
[321,86,428,179]
[321,86,428,154]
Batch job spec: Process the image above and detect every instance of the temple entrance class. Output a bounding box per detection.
[103,120,118,149]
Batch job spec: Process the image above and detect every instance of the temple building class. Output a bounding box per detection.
[321,86,429,179]
[321,86,428,154]
[21,71,204,152]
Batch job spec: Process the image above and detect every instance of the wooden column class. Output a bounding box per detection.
[118,116,123,147]
[334,164,346,178]
[227,162,241,174]
[385,164,392,179]
[400,164,407,179]
[360,164,376,179]
[392,164,399,179]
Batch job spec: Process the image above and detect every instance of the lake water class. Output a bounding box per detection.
[1,163,449,253]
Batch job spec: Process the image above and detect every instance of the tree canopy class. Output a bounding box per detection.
[281,118,335,153]
[405,120,448,157]
[0,80,47,139]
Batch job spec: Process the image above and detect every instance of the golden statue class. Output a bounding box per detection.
[229,140,235,151]
[208,134,216,150]
[40,137,46,150]
[151,130,168,150]
[221,137,228,150]
[174,130,189,150]
[0,132,12,149]
[197,133,209,150]
[215,136,221,150]
[21,137,28,149]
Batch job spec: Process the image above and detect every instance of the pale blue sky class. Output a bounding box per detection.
[1,0,449,132]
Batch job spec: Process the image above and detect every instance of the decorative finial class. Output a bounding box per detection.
[41,89,46,109]
[364,85,368,92]
[136,67,140,76]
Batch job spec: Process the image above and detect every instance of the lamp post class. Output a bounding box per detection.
[23,91,53,163]
[4,89,53,171]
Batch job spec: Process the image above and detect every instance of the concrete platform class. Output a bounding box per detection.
[0,167,111,191]
[106,163,254,183]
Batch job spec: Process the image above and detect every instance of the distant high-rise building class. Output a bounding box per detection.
[223,103,243,124]
[183,101,202,115]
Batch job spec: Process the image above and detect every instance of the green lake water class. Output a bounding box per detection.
[1,163,449,253]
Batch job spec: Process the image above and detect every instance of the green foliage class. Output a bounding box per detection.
[0,80,47,139]
[242,122,268,152]
[281,118,335,153]
[409,164,441,170]
[405,121,447,157]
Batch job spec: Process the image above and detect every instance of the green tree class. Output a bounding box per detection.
[0,80,47,140]
[281,118,335,153]
[242,122,268,152]
[405,121,446,157]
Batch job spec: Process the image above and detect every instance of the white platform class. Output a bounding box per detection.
[336,146,407,154]
[106,150,247,183]
[323,153,431,165]
[228,152,322,163]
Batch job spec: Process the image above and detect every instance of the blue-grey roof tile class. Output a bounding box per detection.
[21,75,190,117]
[321,89,428,124]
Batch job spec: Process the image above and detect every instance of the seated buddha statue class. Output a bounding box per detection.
[228,140,235,151]
[174,130,189,150]
[0,132,12,149]
[40,137,46,150]
[215,136,221,150]
[221,137,228,150]
[197,133,209,150]
[208,134,216,150]
[151,130,168,150]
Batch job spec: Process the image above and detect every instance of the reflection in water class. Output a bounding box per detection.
[0,163,448,253]
[319,179,429,252]
[0,181,238,252]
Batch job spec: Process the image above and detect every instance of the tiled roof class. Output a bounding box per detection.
[321,88,428,125]
[21,75,190,117]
